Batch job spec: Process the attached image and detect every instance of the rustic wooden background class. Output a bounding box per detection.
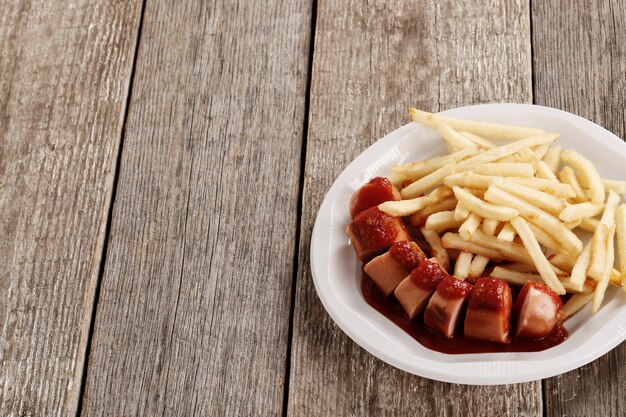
[0,0,624,416]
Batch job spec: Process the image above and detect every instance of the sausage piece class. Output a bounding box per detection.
[464,278,513,343]
[349,177,401,219]
[424,276,473,338]
[346,207,410,261]
[364,241,427,295]
[515,282,563,338]
[394,259,447,319]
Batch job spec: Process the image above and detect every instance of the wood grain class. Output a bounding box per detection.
[79,0,312,415]
[0,1,142,416]
[287,1,541,416]
[532,2,626,416]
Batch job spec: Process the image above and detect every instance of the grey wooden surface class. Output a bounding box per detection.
[533,2,626,416]
[0,0,624,416]
[79,0,312,416]
[0,1,142,416]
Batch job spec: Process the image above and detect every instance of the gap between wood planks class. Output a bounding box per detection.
[281,1,319,416]
[74,1,148,416]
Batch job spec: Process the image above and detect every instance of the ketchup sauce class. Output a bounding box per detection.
[349,177,400,219]
[361,274,568,354]
[388,241,427,270]
[410,260,447,290]
[352,207,401,249]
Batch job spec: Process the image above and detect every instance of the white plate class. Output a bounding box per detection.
[310,103,626,385]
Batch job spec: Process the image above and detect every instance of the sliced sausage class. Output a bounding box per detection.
[346,206,410,261]
[349,177,401,219]
[464,278,513,343]
[424,276,473,338]
[364,241,427,296]
[515,282,563,338]
[394,259,447,319]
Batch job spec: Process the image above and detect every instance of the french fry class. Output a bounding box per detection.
[473,163,535,178]
[425,210,464,233]
[579,217,599,233]
[589,191,620,277]
[454,201,470,221]
[497,222,516,242]
[459,213,482,240]
[468,219,499,277]
[564,279,596,294]
[442,232,508,261]
[561,149,605,204]
[494,179,565,215]
[393,157,446,178]
[550,252,623,284]
[617,204,626,290]
[470,230,567,277]
[507,177,576,198]
[438,124,475,150]
[592,225,616,312]
[470,230,547,267]
[563,219,582,229]
[484,186,582,255]
[454,251,474,279]
[570,243,592,292]
[444,173,499,189]
[392,146,478,178]
[455,134,559,172]
[603,179,626,195]
[468,255,489,278]
[527,222,565,254]
[587,223,610,280]
[445,142,458,153]
[498,148,536,165]
[379,186,453,217]
[536,160,559,182]
[409,196,458,226]
[542,145,562,173]
[459,131,497,149]
[401,161,456,199]
[533,144,550,160]
[563,293,594,318]
[559,202,604,222]
[558,166,588,202]
[421,227,450,272]
[549,253,575,273]
[510,217,566,294]
[386,172,407,188]
[446,230,565,277]
[465,187,486,198]
[490,266,590,294]
[482,219,499,235]
[452,186,519,221]
[409,108,545,140]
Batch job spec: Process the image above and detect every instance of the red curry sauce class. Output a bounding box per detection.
[352,207,401,249]
[362,274,568,354]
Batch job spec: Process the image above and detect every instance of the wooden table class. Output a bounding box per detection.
[1,1,624,416]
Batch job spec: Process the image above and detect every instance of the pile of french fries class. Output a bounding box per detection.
[378,108,626,318]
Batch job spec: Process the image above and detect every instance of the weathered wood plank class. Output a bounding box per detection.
[533,2,626,416]
[0,1,142,416]
[287,1,542,415]
[80,0,312,415]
